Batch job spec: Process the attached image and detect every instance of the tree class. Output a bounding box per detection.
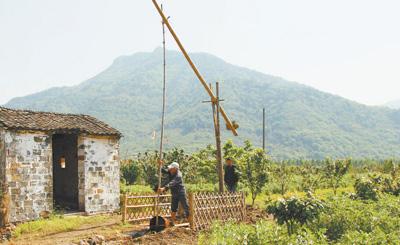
[120,159,141,184]
[272,163,294,196]
[323,158,351,195]
[243,146,269,207]
[266,192,324,235]
[300,163,323,192]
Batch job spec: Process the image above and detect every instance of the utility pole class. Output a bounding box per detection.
[203,82,224,193]
[263,108,266,152]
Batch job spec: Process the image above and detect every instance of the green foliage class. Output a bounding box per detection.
[299,163,323,192]
[354,173,400,200]
[120,183,153,194]
[354,177,380,201]
[242,145,269,206]
[266,192,324,235]
[120,160,141,185]
[7,49,400,160]
[270,163,295,195]
[204,193,400,244]
[314,195,400,242]
[198,220,328,245]
[323,158,351,195]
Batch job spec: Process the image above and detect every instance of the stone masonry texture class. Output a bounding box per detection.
[78,135,120,214]
[4,130,53,222]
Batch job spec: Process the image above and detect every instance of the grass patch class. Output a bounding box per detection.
[13,215,110,238]
[121,183,154,194]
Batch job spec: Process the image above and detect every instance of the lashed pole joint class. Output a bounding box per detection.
[151,0,238,136]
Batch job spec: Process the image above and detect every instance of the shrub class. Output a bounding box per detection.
[354,177,380,200]
[266,192,324,235]
[198,220,328,245]
[120,160,141,184]
[313,194,400,242]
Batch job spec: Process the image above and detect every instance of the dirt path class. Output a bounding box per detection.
[6,216,132,245]
[5,216,197,245]
[3,206,264,245]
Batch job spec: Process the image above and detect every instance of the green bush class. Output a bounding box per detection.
[266,192,324,235]
[120,160,141,184]
[354,177,380,200]
[313,195,400,242]
[198,221,328,245]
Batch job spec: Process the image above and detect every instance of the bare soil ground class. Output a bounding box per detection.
[1,206,266,245]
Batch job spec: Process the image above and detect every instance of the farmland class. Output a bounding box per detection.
[118,140,400,244]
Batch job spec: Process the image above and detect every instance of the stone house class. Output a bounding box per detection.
[0,107,121,223]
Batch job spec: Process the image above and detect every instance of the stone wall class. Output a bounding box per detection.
[4,130,53,222]
[0,128,8,226]
[0,128,5,188]
[78,135,120,214]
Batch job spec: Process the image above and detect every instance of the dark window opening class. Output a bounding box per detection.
[52,134,79,211]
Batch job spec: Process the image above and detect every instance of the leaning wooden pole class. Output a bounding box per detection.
[151,0,238,136]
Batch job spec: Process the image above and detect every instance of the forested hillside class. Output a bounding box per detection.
[6,49,400,159]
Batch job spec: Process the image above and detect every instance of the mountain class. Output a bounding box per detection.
[5,49,400,159]
[385,100,400,109]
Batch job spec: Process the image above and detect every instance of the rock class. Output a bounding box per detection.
[78,240,89,245]
[95,235,105,242]
[40,210,51,219]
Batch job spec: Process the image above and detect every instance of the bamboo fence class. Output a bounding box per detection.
[122,192,246,230]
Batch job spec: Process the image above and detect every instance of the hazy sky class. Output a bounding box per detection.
[1,0,399,105]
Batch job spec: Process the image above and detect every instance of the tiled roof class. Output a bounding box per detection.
[0,107,121,137]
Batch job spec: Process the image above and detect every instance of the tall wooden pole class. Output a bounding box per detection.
[263,108,266,152]
[209,83,224,193]
[156,4,167,226]
[216,82,224,193]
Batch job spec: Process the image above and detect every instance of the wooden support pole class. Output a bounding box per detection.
[188,193,195,230]
[215,82,224,193]
[208,83,224,193]
[122,194,128,223]
[263,108,266,152]
[241,192,246,221]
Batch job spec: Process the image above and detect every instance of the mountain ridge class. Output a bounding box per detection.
[5,49,400,159]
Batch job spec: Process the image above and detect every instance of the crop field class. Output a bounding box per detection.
[117,140,400,244]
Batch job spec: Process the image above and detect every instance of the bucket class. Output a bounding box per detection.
[149,216,170,232]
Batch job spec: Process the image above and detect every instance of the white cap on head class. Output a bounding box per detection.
[167,162,179,170]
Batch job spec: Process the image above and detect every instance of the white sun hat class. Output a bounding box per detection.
[167,162,180,170]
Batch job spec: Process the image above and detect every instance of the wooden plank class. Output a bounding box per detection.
[126,194,171,199]
[188,193,195,230]
[122,194,128,223]
[126,203,170,208]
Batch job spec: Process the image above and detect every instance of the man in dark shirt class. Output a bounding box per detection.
[224,157,241,192]
[158,162,189,223]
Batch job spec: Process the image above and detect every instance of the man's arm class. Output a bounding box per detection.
[163,174,183,191]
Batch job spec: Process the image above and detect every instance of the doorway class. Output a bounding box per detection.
[52,134,79,211]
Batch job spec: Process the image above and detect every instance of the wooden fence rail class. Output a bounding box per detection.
[122,192,246,230]
[189,192,246,231]
[122,194,172,223]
